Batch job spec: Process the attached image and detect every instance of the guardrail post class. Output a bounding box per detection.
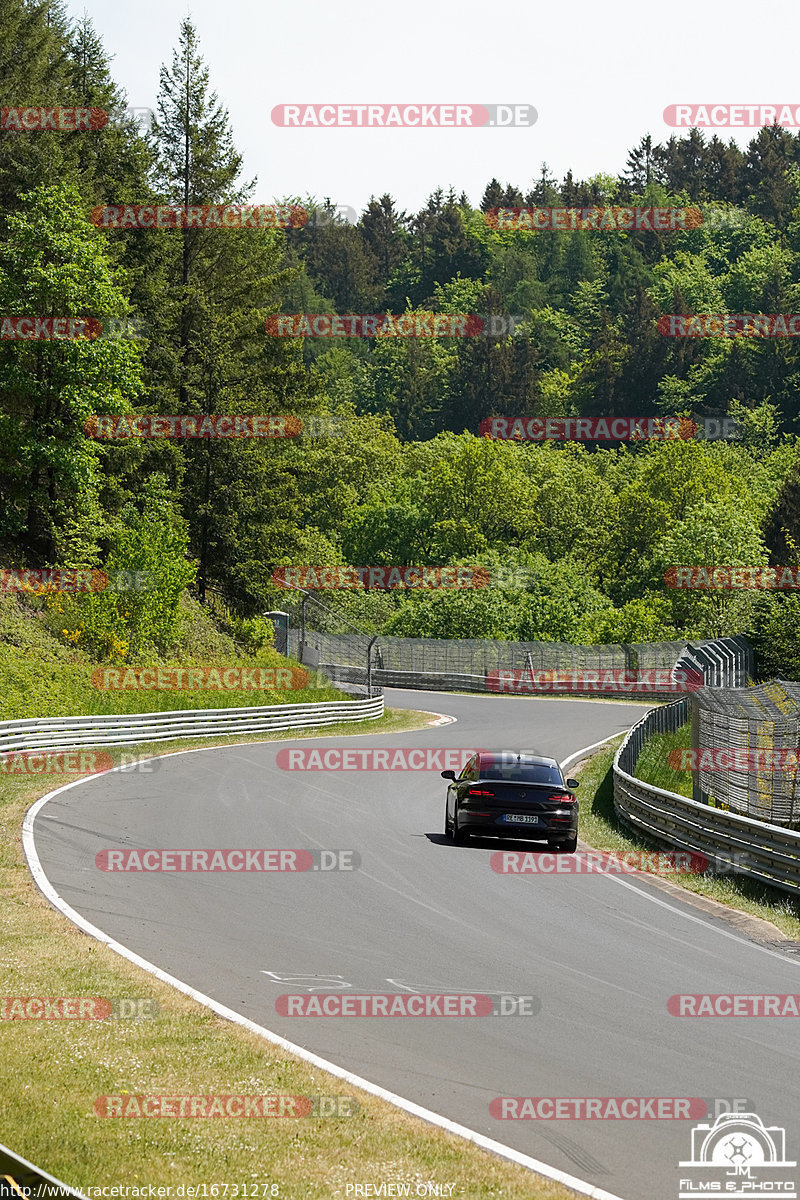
[690,692,702,804]
[300,591,309,664]
[367,636,378,697]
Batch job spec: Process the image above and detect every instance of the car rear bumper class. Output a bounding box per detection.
[459,812,578,839]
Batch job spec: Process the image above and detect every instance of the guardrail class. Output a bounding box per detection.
[0,695,384,757]
[613,700,800,897]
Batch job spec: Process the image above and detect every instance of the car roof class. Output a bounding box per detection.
[477,751,560,769]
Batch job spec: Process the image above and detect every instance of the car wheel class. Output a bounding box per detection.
[555,835,578,853]
[445,805,454,840]
[452,811,470,844]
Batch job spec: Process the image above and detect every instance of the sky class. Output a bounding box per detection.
[76,0,800,215]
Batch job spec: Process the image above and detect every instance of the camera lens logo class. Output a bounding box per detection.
[679,1112,796,1199]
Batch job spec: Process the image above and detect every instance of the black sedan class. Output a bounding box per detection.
[443,750,579,851]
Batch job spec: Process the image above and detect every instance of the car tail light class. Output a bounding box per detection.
[550,793,575,804]
[467,787,494,797]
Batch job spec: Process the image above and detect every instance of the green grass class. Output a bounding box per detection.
[577,736,800,939]
[0,707,579,1200]
[633,722,693,798]
[0,592,346,719]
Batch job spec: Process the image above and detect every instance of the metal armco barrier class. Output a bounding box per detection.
[0,1140,86,1199]
[614,700,800,897]
[0,696,384,758]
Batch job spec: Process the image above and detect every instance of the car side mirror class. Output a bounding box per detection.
[566,778,579,788]
[441,770,456,780]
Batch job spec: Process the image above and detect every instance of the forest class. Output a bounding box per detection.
[3,1,800,682]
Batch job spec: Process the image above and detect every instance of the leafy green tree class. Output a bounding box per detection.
[0,183,144,562]
[66,14,153,206]
[645,499,769,636]
[384,550,610,642]
[480,179,505,211]
[577,595,679,645]
[415,433,539,557]
[48,478,196,659]
[748,594,800,681]
[622,135,661,194]
[743,126,800,228]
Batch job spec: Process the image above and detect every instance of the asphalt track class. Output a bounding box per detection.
[29,689,800,1200]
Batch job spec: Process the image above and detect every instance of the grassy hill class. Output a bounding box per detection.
[0,591,343,721]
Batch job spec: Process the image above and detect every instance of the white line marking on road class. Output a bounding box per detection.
[23,772,627,1200]
[560,732,625,771]
[560,737,800,970]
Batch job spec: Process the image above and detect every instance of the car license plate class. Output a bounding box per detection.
[502,814,540,824]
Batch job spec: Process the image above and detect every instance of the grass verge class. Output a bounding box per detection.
[576,736,800,940]
[632,722,692,798]
[0,592,347,719]
[0,706,579,1200]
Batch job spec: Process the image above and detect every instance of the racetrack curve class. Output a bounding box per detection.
[29,689,800,1200]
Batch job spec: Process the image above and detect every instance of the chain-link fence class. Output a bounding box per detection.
[276,591,382,697]
[615,699,800,894]
[691,680,800,827]
[258,596,798,832]
[618,697,692,775]
[269,599,789,827]
[284,623,746,697]
[289,631,697,693]
[270,591,751,699]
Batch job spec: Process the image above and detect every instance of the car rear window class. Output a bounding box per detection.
[479,760,564,786]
